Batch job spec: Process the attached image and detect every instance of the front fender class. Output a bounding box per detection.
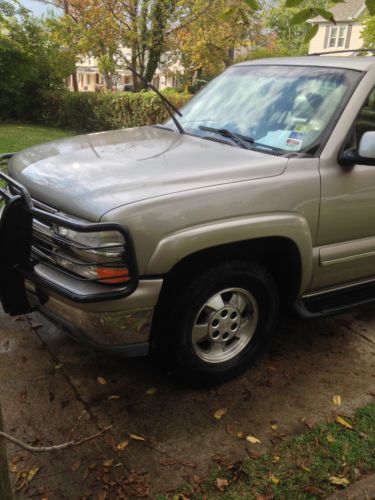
[146,213,314,295]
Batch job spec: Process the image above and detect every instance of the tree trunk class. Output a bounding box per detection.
[103,71,113,90]
[225,47,235,68]
[72,72,79,92]
[0,403,12,500]
[144,1,164,87]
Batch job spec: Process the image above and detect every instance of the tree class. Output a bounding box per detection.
[360,13,375,47]
[46,1,121,90]
[169,0,265,91]
[265,1,310,54]
[0,10,75,118]
[101,0,179,90]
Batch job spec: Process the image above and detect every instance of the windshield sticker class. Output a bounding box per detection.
[286,131,304,149]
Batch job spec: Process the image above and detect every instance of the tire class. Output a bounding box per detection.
[151,260,279,386]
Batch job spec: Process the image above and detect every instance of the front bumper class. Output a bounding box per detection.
[26,272,163,356]
[0,156,159,356]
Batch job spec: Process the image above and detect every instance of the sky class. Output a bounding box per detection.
[20,0,59,17]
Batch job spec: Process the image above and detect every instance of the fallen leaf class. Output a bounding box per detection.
[108,395,120,400]
[18,390,27,402]
[71,461,81,472]
[326,434,336,443]
[54,363,64,370]
[335,416,353,430]
[271,424,278,431]
[27,467,40,482]
[146,387,157,395]
[272,455,280,463]
[246,435,261,444]
[332,395,342,406]
[129,433,145,441]
[329,476,349,486]
[102,459,114,467]
[98,489,108,500]
[225,424,235,435]
[215,478,229,491]
[193,475,202,485]
[303,485,325,495]
[9,463,18,473]
[97,376,107,385]
[160,458,177,466]
[117,440,129,451]
[302,418,316,430]
[214,408,228,420]
[180,460,197,469]
[270,474,280,485]
[236,431,245,439]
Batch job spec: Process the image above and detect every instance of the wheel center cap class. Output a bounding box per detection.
[208,306,240,343]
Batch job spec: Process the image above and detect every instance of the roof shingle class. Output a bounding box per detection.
[330,0,365,21]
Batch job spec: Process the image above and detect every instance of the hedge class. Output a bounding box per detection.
[29,90,191,132]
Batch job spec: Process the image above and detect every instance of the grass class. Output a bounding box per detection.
[165,402,375,500]
[0,123,74,154]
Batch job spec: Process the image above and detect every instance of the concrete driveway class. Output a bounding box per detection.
[1,306,374,498]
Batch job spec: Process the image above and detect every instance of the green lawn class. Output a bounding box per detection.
[0,123,74,154]
[164,402,375,500]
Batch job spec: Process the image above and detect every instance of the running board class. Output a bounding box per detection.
[296,279,375,318]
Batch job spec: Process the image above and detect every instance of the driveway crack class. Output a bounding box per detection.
[26,315,100,429]
[334,317,375,345]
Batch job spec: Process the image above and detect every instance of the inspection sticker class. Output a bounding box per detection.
[286,131,304,149]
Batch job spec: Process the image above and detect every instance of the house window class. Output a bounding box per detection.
[86,74,91,85]
[329,25,348,48]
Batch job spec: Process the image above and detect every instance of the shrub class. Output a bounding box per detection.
[31,89,191,132]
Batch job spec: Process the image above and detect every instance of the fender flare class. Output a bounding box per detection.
[146,213,314,294]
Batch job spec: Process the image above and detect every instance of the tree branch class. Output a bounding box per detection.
[0,426,112,453]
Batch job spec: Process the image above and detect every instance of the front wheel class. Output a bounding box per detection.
[152,260,279,385]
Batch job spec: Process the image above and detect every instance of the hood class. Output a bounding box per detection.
[9,126,288,221]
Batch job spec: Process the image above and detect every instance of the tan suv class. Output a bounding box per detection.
[2,56,375,384]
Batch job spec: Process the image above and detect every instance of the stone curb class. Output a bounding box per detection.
[326,474,375,499]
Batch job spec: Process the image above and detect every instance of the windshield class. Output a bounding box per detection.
[167,65,361,153]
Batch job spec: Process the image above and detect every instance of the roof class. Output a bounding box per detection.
[312,0,365,23]
[235,56,375,71]
[330,0,365,21]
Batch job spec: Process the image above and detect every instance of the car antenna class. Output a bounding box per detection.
[126,65,185,134]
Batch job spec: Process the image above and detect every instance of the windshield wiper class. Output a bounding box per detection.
[199,126,254,149]
[126,65,185,135]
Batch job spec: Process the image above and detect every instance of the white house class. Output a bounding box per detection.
[308,0,365,55]
[68,47,181,92]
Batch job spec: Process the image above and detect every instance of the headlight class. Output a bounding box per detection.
[52,225,130,285]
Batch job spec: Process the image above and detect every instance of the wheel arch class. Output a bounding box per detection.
[157,236,304,308]
[147,213,313,302]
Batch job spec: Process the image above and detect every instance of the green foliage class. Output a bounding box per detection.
[265,0,331,53]
[0,13,76,120]
[362,14,375,47]
[366,0,375,16]
[29,90,191,132]
[236,46,303,62]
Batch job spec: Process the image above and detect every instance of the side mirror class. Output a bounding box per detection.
[358,131,375,160]
[341,131,375,167]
